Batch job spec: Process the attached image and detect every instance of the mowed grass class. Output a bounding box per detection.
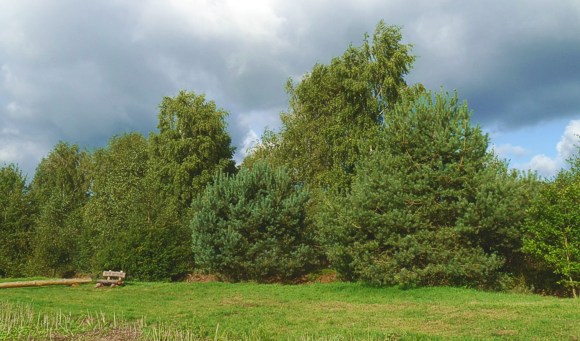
[1,279,579,340]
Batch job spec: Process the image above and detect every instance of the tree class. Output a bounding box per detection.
[149,90,236,213]
[83,133,191,280]
[191,162,321,282]
[28,142,91,277]
[0,164,34,277]
[144,90,236,279]
[523,148,580,298]
[321,91,533,287]
[84,133,151,274]
[246,21,416,191]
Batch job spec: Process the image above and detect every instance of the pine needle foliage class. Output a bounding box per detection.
[321,91,533,288]
[191,162,321,282]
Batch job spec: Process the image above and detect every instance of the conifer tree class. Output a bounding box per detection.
[322,91,533,287]
[191,162,321,282]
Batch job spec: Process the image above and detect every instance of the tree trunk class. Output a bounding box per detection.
[563,234,577,299]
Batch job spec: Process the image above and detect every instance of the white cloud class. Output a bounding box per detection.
[528,154,560,178]
[0,138,47,178]
[525,119,580,177]
[231,107,284,164]
[137,0,286,45]
[556,119,580,160]
[237,129,260,163]
[492,143,530,158]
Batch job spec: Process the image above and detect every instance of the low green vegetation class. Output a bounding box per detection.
[0,281,578,340]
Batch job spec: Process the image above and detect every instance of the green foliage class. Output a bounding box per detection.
[1,90,237,281]
[246,21,416,191]
[523,149,580,298]
[321,91,533,288]
[28,142,91,277]
[191,162,321,282]
[84,133,192,281]
[0,165,33,277]
[0,21,559,294]
[143,90,236,280]
[149,90,236,212]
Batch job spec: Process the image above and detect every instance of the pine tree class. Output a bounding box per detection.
[191,162,321,282]
[322,91,533,287]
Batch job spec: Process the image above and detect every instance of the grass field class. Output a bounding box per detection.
[0,279,578,340]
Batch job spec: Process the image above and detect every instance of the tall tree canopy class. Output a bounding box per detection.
[321,91,535,287]
[145,90,236,279]
[149,90,236,213]
[247,21,417,190]
[28,142,91,277]
[83,133,192,280]
[0,164,33,277]
[84,133,149,274]
[523,147,580,298]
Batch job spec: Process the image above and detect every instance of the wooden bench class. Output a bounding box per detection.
[95,270,126,288]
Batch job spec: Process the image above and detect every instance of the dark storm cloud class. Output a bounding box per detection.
[465,40,580,128]
[402,0,580,128]
[1,0,579,175]
[1,1,166,143]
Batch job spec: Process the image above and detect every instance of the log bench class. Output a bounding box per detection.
[95,270,126,288]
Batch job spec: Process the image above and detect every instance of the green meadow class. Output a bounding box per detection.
[1,280,578,340]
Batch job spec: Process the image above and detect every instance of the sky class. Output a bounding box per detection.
[1,0,579,179]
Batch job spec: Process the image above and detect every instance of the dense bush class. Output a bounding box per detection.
[191,162,321,282]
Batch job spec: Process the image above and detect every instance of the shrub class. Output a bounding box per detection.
[523,150,579,298]
[190,162,321,282]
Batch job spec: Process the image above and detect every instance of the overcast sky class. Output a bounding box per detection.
[1,0,579,179]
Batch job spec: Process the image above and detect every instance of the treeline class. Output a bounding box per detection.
[0,92,235,281]
[0,21,578,297]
